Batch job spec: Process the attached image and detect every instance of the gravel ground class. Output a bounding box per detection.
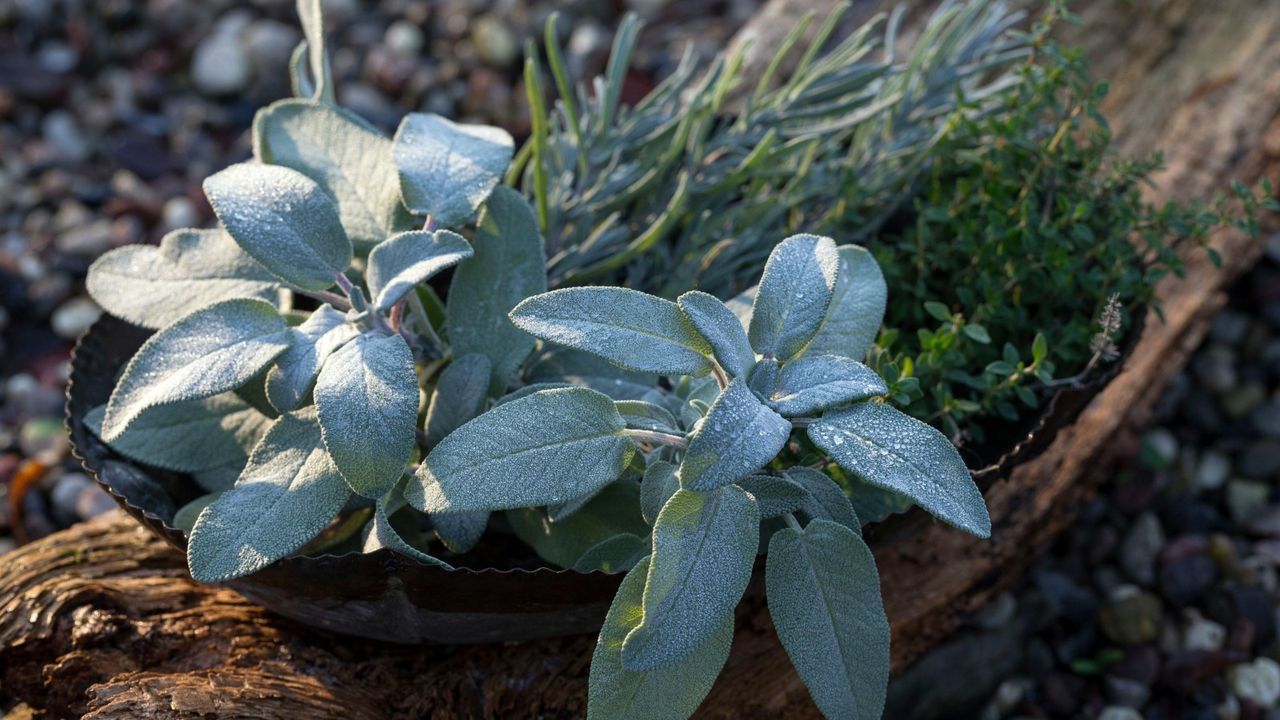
[889,240,1280,720]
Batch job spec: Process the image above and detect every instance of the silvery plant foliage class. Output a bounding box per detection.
[83,2,991,718]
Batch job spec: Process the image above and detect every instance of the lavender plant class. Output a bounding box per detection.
[83,2,998,717]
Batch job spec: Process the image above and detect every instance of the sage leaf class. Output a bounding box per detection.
[528,346,658,400]
[86,228,280,330]
[393,112,514,227]
[507,481,649,568]
[409,387,633,514]
[616,400,680,434]
[639,460,678,526]
[770,354,887,416]
[432,510,489,554]
[748,234,839,361]
[447,187,546,394]
[423,353,491,448]
[677,290,755,377]
[847,477,915,525]
[86,394,271,473]
[808,402,990,537]
[588,556,733,720]
[783,467,862,533]
[803,245,887,360]
[679,378,791,492]
[364,481,453,568]
[366,229,473,313]
[295,0,333,103]
[204,162,352,292]
[314,332,419,499]
[253,99,410,249]
[265,305,360,413]
[174,492,222,536]
[192,462,245,493]
[511,288,712,376]
[766,519,890,720]
[102,298,291,442]
[736,474,811,519]
[747,357,780,397]
[187,410,352,582]
[621,486,759,671]
[573,533,648,573]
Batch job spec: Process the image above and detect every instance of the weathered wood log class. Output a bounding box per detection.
[3,0,1279,717]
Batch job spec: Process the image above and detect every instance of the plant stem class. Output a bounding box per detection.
[623,428,689,449]
[709,362,729,390]
[783,512,803,532]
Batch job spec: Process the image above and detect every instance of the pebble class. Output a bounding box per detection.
[1252,401,1280,438]
[1193,345,1237,394]
[385,20,425,58]
[1160,551,1218,606]
[1194,450,1233,491]
[1232,658,1280,708]
[471,15,518,67]
[1227,480,1272,525]
[242,19,299,80]
[1141,428,1179,469]
[1120,511,1165,586]
[50,472,93,526]
[76,484,117,520]
[1222,382,1267,419]
[56,218,114,256]
[161,196,199,230]
[1183,612,1227,651]
[192,26,250,96]
[1241,440,1280,479]
[0,538,15,555]
[1266,233,1280,264]
[18,416,67,465]
[42,110,91,162]
[1099,586,1163,645]
[50,297,102,340]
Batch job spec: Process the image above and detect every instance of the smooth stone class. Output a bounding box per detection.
[1100,586,1164,645]
[42,109,90,162]
[1183,612,1227,652]
[384,19,424,58]
[1267,233,1280,264]
[1159,553,1218,607]
[1194,450,1233,491]
[1141,428,1179,469]
[1247,508,1280,537]
[1232,658,1280,708]
[1120,511,1165,586]
[1253,402,1280,439]
[18,416,67,465]
[1233,586,1276,646]
[1103,675,1150,709]
[1227,480,1272,525]
[56,218,113,256]
[1034,570,1098,624]
[161,196,198,230]
[1098,708,1143,720]
[1193,345,1237,395]
[1241,440,1280,479]
[50,472,93,527]
[1212,310,1252,346]
[192,29,250,96]
[471,15,517,67]
[1222,382,1267,419]
[51,297,102,340]
[0,538,15,555]
[242,19,299,78]
[76,485,117,520]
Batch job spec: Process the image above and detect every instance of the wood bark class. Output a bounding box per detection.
[4,0,1280,717]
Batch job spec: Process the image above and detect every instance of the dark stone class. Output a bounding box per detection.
[109,132,172,180]
[1037,673,1087,719]
[1034,570,1099,625]
[1240,440,1280,479]
[1233,587,1276,647]
[885,621,1027,720]
[1159,554,1219,607]
[1100,589,1164,645]
[1160,497,1224,535]
[1111,645,1161,686]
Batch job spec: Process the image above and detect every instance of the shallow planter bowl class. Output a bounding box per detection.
[66,315,624,644]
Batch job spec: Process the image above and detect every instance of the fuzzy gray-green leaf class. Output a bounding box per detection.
[784,467,862,532]
[187,410,351,582]
[588,556,733,720]
[679,378,791,492]
[621,486,759,671]
[507,480,649,569]
[102,298,291,442]
[766,519,889,720]
[447,187,546,394]
[393,112,514,227]
[639,460,678,526]
[808,402,990,537]
[616,400,680,435]
[364,483,453,569]
[528,347,658,400]
[677,290,755,377]
[409,387,633,514]
[295,0,333,103]
[314,333,419,499]
[748,234,839,360]
[574,533,648,573]
[770,354,887,415]
[265,305,359,413]
[511,288,711,376]
[253,99,410,248]
[86,228,280,330]
[431,510,489,554]
[802,244,887,360]
[366,229,473,313]
[204,162,352,292]
[423,353,492,448]
[736,474,811,519]
[87,394,271,473]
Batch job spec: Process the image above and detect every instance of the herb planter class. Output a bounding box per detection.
[67,314,624,644]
